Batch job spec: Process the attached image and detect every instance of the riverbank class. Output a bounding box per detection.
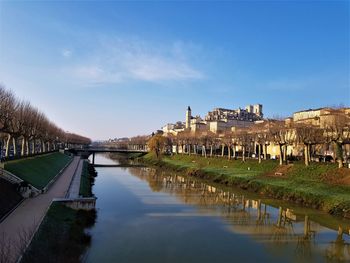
[20,202,96,263]
[18,158,97,262]
[4,152,72,189]
[79,161,97,197]
[0,156,81,263]
[142,153,350,218]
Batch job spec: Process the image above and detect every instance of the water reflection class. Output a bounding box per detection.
[126,167,350,263]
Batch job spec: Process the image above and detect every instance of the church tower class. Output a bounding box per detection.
[186,106,192,129]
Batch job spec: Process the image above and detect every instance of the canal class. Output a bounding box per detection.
[84,154,350,263]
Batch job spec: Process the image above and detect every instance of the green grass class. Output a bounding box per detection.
[4,152,72,189]
[21,202,96,263]
[143,153,350,217]
[79,161,96,197]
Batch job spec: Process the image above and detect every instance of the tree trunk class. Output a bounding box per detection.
[5,134,11,157]
[188,144,191,155]
[335,142,344,168]
[210,145,213,157]
[283,144,287,164]
[258,144,262,164]
[242,146,246,162]
[304,144,309,166]
[32,140,35,154]
[13,137,17,156]
[21,138,25,156]
[221,145,225,157]
[42,141,46,153]
[279,144,283,166]
[233,146,236,158]
[26,140,29,155]
[264,144,268,160]
[228,145,231,160]
[203,146,207,158]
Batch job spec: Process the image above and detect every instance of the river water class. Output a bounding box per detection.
[84,154,350,263]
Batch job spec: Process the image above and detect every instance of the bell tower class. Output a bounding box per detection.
[186,106,192,129]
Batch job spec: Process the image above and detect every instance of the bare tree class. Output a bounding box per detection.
[295,124,323,166]
[323,109,350,168]
[269,121,290,165]
[235,128,251,162]
[0,86,91,158]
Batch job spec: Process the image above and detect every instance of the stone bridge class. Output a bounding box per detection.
[72,147,148,164]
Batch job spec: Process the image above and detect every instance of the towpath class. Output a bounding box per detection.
[0,156,81,263]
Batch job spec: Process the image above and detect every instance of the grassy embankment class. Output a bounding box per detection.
[143,153,350,218]
[21,202,96,263]
[4,152,72,189]
[79,161,97,197]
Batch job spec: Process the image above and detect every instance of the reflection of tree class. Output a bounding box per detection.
[126,166,350,262]
[269,207,296,248]
[294,215,315,262]
[325,226,350,262]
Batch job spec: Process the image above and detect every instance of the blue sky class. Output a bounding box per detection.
[0,1,349,140]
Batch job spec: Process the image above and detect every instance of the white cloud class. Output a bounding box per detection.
[65,38,204,86]
[61,49,72,58]
[73,65,122,84]
[126,55,203,81]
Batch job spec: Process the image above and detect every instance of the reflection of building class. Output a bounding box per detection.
[126,166,349,263]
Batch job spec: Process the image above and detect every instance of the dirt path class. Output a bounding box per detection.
[0,156,81,263]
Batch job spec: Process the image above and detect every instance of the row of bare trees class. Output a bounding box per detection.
[100,107,350,168]
[0,86,91,159]
[167,116,349,168]
[140,111,349,168]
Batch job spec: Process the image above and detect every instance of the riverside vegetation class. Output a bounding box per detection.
[142,153,350,218]
[20,158,98,262]
[4,152,72,189]
[20,202,96,263]
[79,161,98,197]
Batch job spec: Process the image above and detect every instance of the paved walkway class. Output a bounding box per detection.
[0,156,81,263]
[66,159,83,199]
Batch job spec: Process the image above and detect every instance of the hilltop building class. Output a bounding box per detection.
[291,107,350,128]
[160,104,350,162]
[186,104,264,133]
[204,105,263,133]
[162,121,186,135]
[162,104,264,135]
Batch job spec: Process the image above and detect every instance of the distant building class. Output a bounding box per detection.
[162,121,185,135]
[186,106,191,129]
[186,104,264,133]
[292,107,350,128]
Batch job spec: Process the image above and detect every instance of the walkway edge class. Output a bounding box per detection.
[15,157,81,263]
[42,156,74,193]
[0,156,75,225]
[65,158,82,198]
[15,199,54,263]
